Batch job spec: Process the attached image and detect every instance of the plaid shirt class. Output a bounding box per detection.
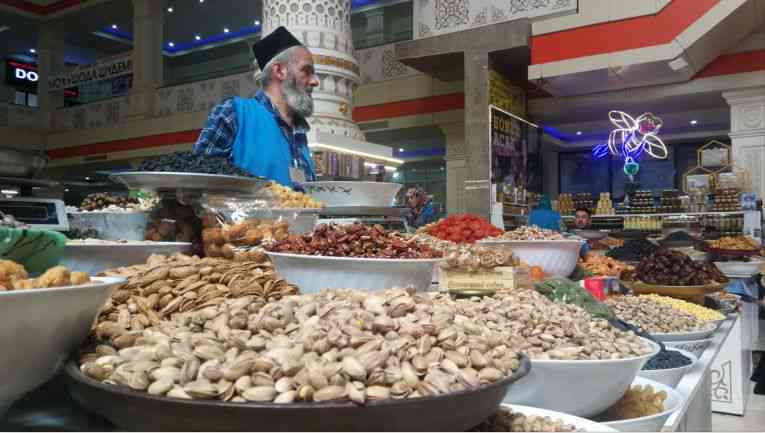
[193,90,315,181]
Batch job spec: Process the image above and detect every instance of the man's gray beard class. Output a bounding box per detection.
[282,72,314,119]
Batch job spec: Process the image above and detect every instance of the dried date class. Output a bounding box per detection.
[266,224,443,259]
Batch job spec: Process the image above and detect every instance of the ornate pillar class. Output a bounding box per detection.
[262,0,364,141]
[723,87,765,197]
[128,0,164,119]
[37,26,66,129]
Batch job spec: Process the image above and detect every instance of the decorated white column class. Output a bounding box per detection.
[723,87,765,197]
[262,0,364,141]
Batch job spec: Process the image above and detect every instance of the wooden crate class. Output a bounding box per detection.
[439,267,526,294]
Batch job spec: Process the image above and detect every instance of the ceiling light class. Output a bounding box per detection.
[29,48,36,54]
[167,6,173,12]
[199,0,204,3]
[254,20,261,26]
[195,35,201,40]
[65,189,70,192]
[690,120,698,125]
[111,24,118,29]
[384,166,397,171]
[168,42,175,47]
[223,28,229,33]
[308,143,403,165]
[576,131,582,136]
[85,177,91,181]
[398,148,404,152]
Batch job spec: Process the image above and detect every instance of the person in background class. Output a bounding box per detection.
[574,207,592,229]
[194,27,319,188]
[528,195,562,231]
[405,187,436,229]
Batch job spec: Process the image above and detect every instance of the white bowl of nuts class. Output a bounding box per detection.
[265,252,442,293]
[596,377,683,432]
[479,239,584,277]
[301,181,403,207]
[477,404,618,432]
[504,338,660,417]
[0,275,124,417]
[637,348,698,388]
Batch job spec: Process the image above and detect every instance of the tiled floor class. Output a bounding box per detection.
[711,390,765,431]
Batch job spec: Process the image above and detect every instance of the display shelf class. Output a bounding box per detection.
[662,316,736,431]
[562,211,745,219]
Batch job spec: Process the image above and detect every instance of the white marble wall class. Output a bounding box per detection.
[355,42,421,84]
[413,0,578,39]
[724,87,765,198]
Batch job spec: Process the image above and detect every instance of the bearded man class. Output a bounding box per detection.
[194,27,319,187]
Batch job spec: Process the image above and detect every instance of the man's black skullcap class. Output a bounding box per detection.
[252,26,303,70]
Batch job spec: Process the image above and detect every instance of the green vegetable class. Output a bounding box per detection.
[533,277,616,320]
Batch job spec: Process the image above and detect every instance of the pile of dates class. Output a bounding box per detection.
[266,224,442,259]
[632,249,727,286]
[138,151,253,177]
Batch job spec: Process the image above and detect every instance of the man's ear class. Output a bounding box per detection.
[275,63,288,81]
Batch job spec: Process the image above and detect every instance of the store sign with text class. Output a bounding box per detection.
[490,106,541,192]
[48,55,132,92]
[5,61,38,88]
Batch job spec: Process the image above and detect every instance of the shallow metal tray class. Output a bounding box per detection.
[65,355,530,431]
[109,172,269,195]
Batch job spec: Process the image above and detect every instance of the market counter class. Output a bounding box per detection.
[663,315,737,431]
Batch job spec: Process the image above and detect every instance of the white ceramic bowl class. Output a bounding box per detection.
[265,251,442,293]
[663,338,713,358]
[0,276,125,417]
[650,326,717,342]
[301,181,402,207]
[598,377,683,432]
[637,348,697,388]
[714,260,764,278]
[500,404,617,432]
[68,211,149,241]
[479,239,584,277]
[504,338,660,417]
[61,241,192,275]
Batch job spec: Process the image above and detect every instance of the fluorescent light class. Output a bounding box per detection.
[690,120,698,125]
[576,131,582,136]
[384,166,397,171]
[167,6,173,12]
[111,24,118,29]
[308,142,404,165]
[223,28,230,33]
[1,189,18,195]
[195,35,201,40]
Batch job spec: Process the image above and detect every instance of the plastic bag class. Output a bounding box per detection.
[533,277,616,320]
[198,194,318,260]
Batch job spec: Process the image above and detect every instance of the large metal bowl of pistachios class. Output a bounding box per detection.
[64,355,530,431]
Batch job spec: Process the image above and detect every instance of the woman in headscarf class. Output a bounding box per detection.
[405,187,436,229]
[527,194,562,231]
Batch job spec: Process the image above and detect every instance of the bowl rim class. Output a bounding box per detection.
[264,251,444,264]
[0,276,125,298]
[598,376,683,427]
[478,239,585,245]
[529,337,660,365]
[65,354,531,410]
[663,337,714,346]
[65,241,192,247]
[639,347,698,374]
[301,181,402,187]
[649,326,717,340]
[500,404,619,432]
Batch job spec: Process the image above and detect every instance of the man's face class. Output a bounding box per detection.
[281,47,319,118]
[575,210,590,229]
